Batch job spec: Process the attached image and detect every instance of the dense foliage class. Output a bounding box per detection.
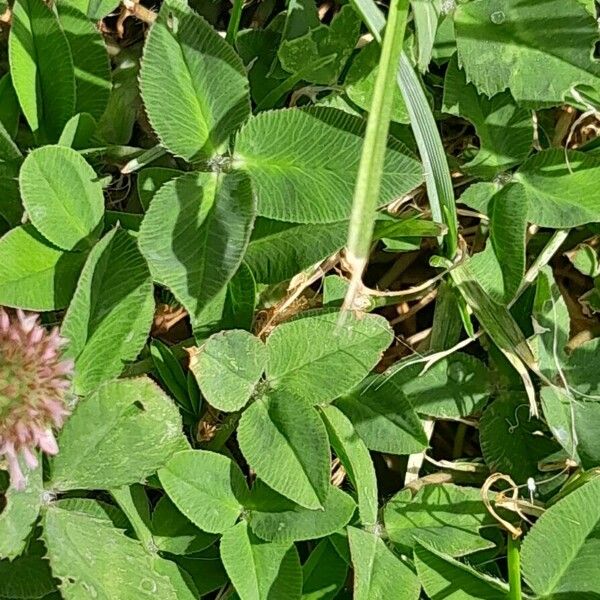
[1,0,600,598]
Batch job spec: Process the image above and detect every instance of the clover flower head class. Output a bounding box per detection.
[0,309,72,490]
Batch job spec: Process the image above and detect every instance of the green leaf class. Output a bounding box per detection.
[151,495,217,555]
[443,55,532,178]
[58,112,98,149]
[58,0,119,20]
[139,0,250,161]
[0,120,20,163]
[238,391,331,510]
[95,46,140,145]
[454,0,600,105]
[158,450,248,534]
[465,240,507,305]
[489,183,528,302]
[220,521,302,600]
[320,405,377,527]
[53,497,129,529]
[188,285,229,339]
[451,257,539,377]
[566,242,600,277]
[479,392,559,484]
[278,4,361,85]
[191,330,267,412]
[151,340,196,416]
[384,484,495,557]
[173,548,228,597]
[193,261,258,337]
[137,167,182,211]
[9,0,75,142]
[530,266,571,380]
[521,477,600,597]
[43,506,182,599]
[382,352,492,418]
[0,459,42,559]
[375,213,444,241]
[244,218,348,285]
[414,542,509,600]
[247,481,356,543]
[348,527,420,600]
[0,74,20,140]
[281,0,320,41]
[513,149,600,228]
[265,311,393,405]
[0,555,56,599]
[457,181,500,216]
[562,336,600,395]
[322,275,351,308]
[539,386,580,463]
[151,556,198,600]
[411,0,444,72]
[335,373,428,455]
[580,280,600,315]
[345,41,409,124]
[20,145,104,250]
[220,261,257,332]
[61,228,154,395]
[57,4,111,120]
[138,171,255,328]
[302,539,348,600]
[50,378,187,491]
[234,107,423,223]
[109,485,154,552]
[0,225,86,311]
[541,341,600,468]
[236,19,286,106]
[0,160,23,227]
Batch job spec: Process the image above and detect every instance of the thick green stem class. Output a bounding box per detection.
[507,535,523,600]
[343,0,410,308]
[226,0,244,45]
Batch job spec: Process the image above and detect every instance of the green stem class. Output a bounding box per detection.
[507,535,523,600]
[226,0,244,45]
[452,422,467,459]
[344,0,410,307]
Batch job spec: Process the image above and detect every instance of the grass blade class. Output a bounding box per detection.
[397,52,458,259]
[348,0,385,42]
[343,0,410,310]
